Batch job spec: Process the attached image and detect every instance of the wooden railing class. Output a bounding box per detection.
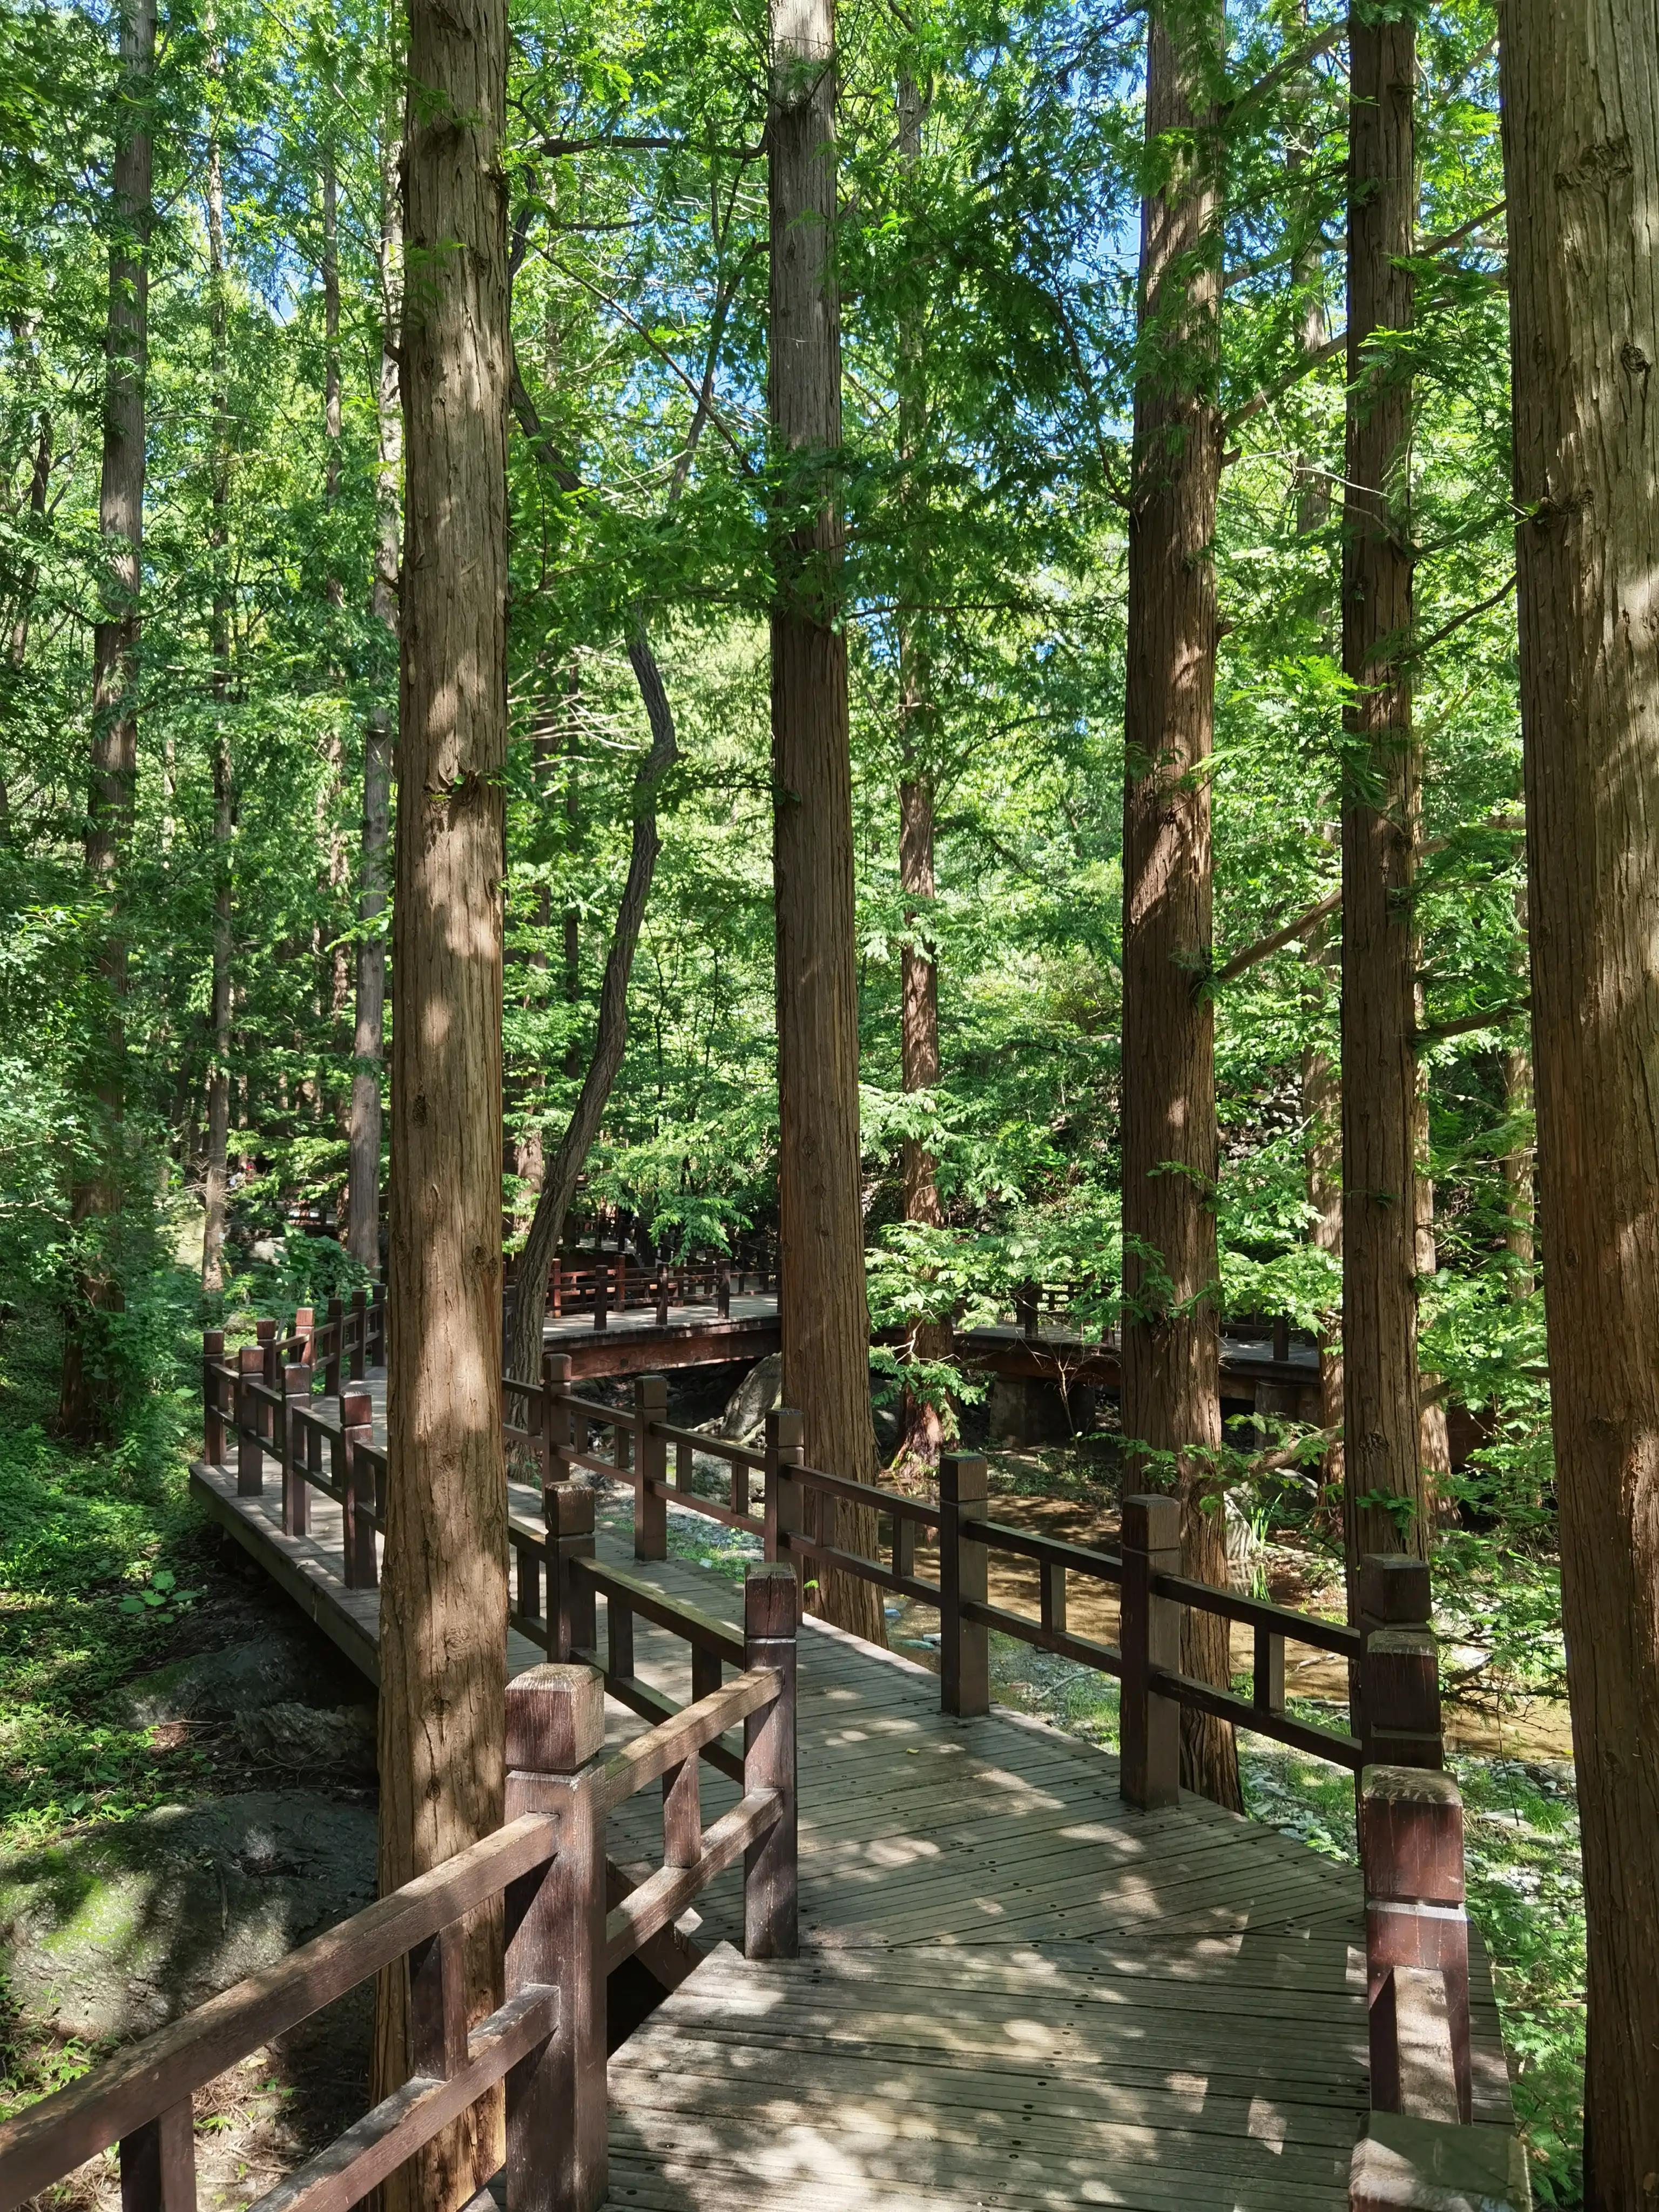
[198,1319,1477,2155]
[508,1250,779,1332]
[0,1567,798,2212]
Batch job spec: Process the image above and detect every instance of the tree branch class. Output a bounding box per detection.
[1214,886,1340,987]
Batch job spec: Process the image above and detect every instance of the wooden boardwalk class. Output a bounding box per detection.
[190,1393,1515,2212]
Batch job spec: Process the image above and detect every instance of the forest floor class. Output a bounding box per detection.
[0,1377,1586,2211]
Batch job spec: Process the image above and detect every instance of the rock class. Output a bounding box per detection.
[233,1702,376,1780]
[120,1633,361,1729]
[716,1353,783,1444]
[0,1792,376,2043]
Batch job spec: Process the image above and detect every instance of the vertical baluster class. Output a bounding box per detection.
[743,1562,799,1959]
[939,1454,990,1717]
[655,1265,669,1326]
[675,1436,691,1494]
[256,1318,279,1442]
[348,1287,368,1381]
[407,1919,467,2080]
[892,1512,915,1588]
[504,1665,608,2212]
[292,1304,315,1366]
[542,1353,573,1485]
[1041,1557,1068,1636]
[118,2099,197,2210]
[547,1481,597,1659]
[608,1595,635,1683]
[551,1256,563,1319]
[1119,1494,1182,1809]
[763,1408,805,1575]
[281,1362,312,1536]
[338,1390,376,1588]
[202,1330,226,1467]
[592,1259,609,1332]
[717,1261,731,1319]
[1254,1622,1286,1717]
[370,1277,386,1363]
[322,1295,343,1396]
[633,1374,667,1560]
[237,1346,265,1496]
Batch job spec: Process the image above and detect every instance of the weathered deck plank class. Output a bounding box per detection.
[188,1394,1515,2211]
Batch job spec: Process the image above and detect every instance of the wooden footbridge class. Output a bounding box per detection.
[0,1297,1531,2212]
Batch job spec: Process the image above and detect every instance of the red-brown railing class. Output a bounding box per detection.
[198,1318,1477,2143]
[0,1565,798,2212]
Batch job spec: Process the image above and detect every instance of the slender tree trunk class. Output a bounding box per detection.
[370,0,509,2189]
[322,147,342,516]
[1,399,53,831]
[1340,2,1426,1570]
[1502,882,1534,1297]
[1302,928,1345,1522]
[203,102,234,1296]
[769,0,884,1644]
[347,118,400,1271]
[891,69,949,1480]
[320,137,352,1049]
[1413,1007,1451,1501]
[1120,3,1235,1806]
[60,0,155,1439]
[1499,10,1659,2196]
[507,628,678,1382]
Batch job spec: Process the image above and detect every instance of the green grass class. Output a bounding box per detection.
[0,1421,216,1845]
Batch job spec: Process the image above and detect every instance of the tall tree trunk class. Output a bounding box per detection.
[1,391,53,832]
[320,135,352,1047]
[347,116,400,1271]
[769,0,884,1645]
[60,0,156,1440]
[892,68,949,1481]
[1499,9,1659,2196]
[1302,927,1345,1522]
[1340,2,1426,1569]
[1502,883,1534,1297]
[370,0,510,2189]
[203,98,234,1296]
[1120,2,1236,1808]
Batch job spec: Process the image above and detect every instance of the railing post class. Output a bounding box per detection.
[547,1482,597,1659]
[281,1362,312,1536]
[293,1305,315,1365]
[118,2099,196,2211]
[1362,1624,1444,1773]
[655,1266,669,1326]
[763,1408,805,1576]
[542,1353,573,1487]
[370,1277,386,1363]
[256,1317,279,1445]
[1119,1493,1182,1810]
[939,1452,990,1718]
[633,1374,669,1560]
[202,1330,225,1467]
[592,1259,609,1332]
[348,1287,367,1380]
[551,1256,563,1319]
[1356,1552,1434,1746]
[337,1390,376,1588]
[744,1562,799,1959]
[1015,1279,1039,1341]
[717,1261,731,1319]
[504,1663,608,2212]
[323,1295,343,1396]
[1360,1765,1472,2122]
[236,1345,264,1496]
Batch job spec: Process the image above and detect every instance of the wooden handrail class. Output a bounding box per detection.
[0,1812,557,2208]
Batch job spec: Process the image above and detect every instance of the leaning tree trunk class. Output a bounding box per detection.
[1498,7,1659,2198]
[202,92,234,1296]
[1340,1,1426,1571]
[347,113,401,1271]
[768,0,885,1645]
[890,68,950,1483]
[1120,3,1236,1808]
[506,628,679,1384]
[370,0,510,2192]
[60,0,156,1440]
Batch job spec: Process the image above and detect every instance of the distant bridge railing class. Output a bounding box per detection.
[504,1249,780,1332]
[0,1565,797,2212]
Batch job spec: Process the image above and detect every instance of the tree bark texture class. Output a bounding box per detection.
[1301,929,1345,1523]
[1120,4,1236,1808]
[769,0,885,1645]
[1502,883,1535,1298]
[1340,2,1426,1567]
[1412,1021,1451,1506]
[347,124,402,1272]
[202,100,233,1297]
[1498,6,1659,2198]
[371,0,510,2193]
[60,0,156,1440]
